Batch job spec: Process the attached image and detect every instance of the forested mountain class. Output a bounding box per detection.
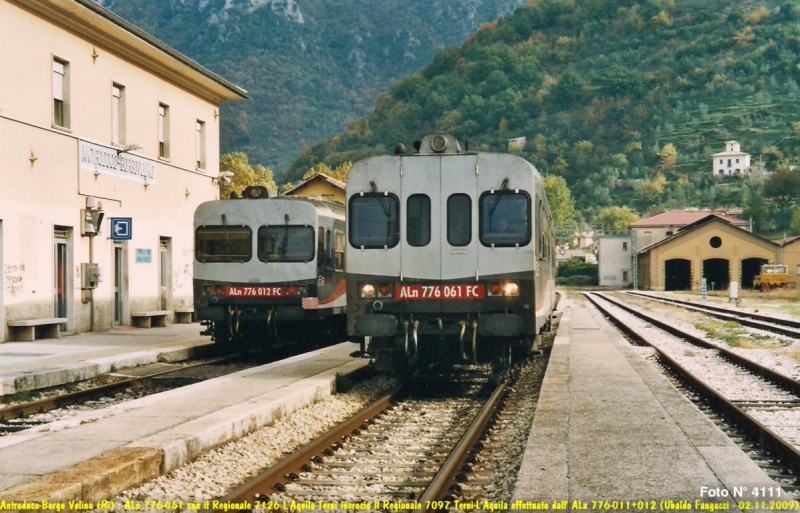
[285,0,800,236]
[96,0,525,175]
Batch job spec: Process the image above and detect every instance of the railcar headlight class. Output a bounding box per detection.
[377,283,393,298]
[504,282,519,297]
[361,283,376,298]
[488,281,519,297]
[202,285,213,296]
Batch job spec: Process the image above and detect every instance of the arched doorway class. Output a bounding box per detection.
[665,259,691,291]
[703,258,729,292]
[741,257,768,289]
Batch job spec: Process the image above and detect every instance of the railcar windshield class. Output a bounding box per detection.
[258,226,315,262]
[195,226,252,263]
[349,194,400,248]
[479,191,531,247]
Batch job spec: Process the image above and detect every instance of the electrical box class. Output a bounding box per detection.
[81,263,101,289]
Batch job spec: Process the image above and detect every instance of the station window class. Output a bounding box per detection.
[112,83,126,145]
[158,103,170,159]
[196,120,206,170]
[53,58,70,128]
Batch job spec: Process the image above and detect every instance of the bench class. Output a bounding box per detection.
[7,318,67,341]
[173,308,194,324]
[131,311,169,328]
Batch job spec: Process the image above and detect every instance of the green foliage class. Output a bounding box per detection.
[557,258,599,286]
[543,175,577,226]
[219,152,278,199]
[100,0,525,177]
[593,206,641,231]
[281,0,800,231]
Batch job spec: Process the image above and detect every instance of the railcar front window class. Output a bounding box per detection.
[349,195,400,248]
[195,226,252,263]
[479,192,531,247]
[258,226,315,262]
[447,194,472,246]
[407,194,431,246]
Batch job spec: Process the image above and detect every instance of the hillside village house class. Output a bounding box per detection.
[712,141,751,175]
[0,0,247,341]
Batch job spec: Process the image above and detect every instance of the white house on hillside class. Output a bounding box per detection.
[712,141,751,175]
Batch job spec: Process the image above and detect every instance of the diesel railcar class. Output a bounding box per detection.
[194,186,347,351]
[346,134,557,373]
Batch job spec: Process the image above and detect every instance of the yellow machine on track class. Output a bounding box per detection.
[753,264,789,291]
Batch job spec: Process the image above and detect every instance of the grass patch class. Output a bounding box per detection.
[11,390,41,403]
[694,320,749,347]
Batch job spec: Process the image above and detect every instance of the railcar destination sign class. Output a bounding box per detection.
[79,140,156,184]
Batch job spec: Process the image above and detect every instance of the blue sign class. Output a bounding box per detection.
[136,249,151,263]
[110,217,132,240]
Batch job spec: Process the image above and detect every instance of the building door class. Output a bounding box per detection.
[114,244,123,325]
[159,237,171,310]
[53,229,68,329]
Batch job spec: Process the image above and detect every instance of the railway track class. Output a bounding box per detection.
[0,355,248,433]
[215,373,513,512]
[625,291,800,339]
[586,292,800,495]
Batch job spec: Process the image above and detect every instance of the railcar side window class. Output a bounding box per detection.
[349,194,400,248]
[479,191,530,247]
[334,231,345,270]
[195,226,252,263]
[447,194,472,246]
[407,194,431,246]
[257,226,315,262]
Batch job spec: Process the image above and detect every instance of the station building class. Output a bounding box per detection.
[636,215,782,292]
[0,0,247,341]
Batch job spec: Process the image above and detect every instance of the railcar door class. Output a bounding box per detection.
[439,155,478,283]
[400,156,441,281]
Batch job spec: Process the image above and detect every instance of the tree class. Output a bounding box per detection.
[593,64,643,97]
[302,161,354,183]
[764,168,800,231]
[788,210,800,236]
[593,206,640,231]
[219,152,278,199]
[658,143,677,170]
[543,175,577,227]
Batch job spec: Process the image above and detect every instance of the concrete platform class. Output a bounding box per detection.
[0,323,213,397]
[0,342,368,502]
[513,293,787,508]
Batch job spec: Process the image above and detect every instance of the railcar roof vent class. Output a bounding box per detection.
[417,134,463,155]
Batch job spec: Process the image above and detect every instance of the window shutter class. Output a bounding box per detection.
[53,61,64,101]
[158,106,165,142]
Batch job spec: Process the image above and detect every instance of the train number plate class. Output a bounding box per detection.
[395,284,485,300]
[225,286,285,297]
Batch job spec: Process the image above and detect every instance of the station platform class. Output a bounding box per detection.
[0,334,369,503]
[0,323,213,397]
[512,293,787,510]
